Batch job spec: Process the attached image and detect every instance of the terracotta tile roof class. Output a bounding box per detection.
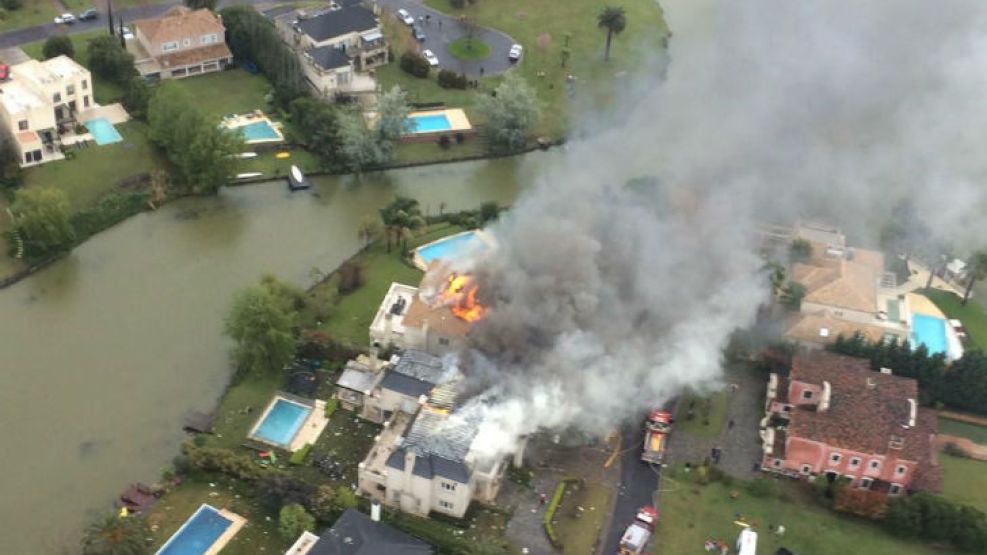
[133,7,226,46]
[784,313,900,345]
[16,130,38,144]
[792,247,883,313]
[401,296,471,337]
[156,43,232,70]
[787,352,934,463]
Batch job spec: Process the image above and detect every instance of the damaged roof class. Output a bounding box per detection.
[309,508,433,555]
[392,349,447,383]
[385,407,481,483]
[336,361,377,393]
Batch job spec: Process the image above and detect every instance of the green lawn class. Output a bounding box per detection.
[938,417,987,445]
[924,289,987,351]
[940,453,987,515]
[23,121,164,209]
[420,0,669,137]
[675,390,729,439]
[145,475,285,553]
[170,69,273,125]
[237,149,322,178]
[655,467,947,555]
[552,481,613,555]
[449,38,491,61]
[0,3,59,33]
[206,371,283,451]
[392,139,488,165]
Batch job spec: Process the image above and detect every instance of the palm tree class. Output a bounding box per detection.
[597,6,627,62]
[962,251,987,305]
[81,513,150,555]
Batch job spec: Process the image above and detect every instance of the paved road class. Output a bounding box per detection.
[599,420,662,555]
[376,0,518,76]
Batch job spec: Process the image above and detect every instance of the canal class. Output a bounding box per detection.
[0,155,543,553]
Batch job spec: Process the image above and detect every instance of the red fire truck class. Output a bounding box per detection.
[618,506,659,555]
[641,409,672,464]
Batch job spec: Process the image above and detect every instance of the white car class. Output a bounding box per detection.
[508,43,523,62]
[54,13,76,24]
[396,8,415,26]
[121,26,134,40]
[422,49,439,67]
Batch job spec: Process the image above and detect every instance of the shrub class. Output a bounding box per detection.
[437,134,452,149]
[257,472,316,511]
[324,398,339,418]
[335,486,358,510]
[399,51,430,78]
[543,478,578,548]
[885,493,987,552]
[42,35,74,60]
[943,442,970,458]
[336,261,364,294]
[1,0,21,9]
[279,503,315,540]
[437,69,468,89]
[87,35,137,84]
[450,0,465,8]
[455,132,466,144]
[185,445,262,481]
[289,443,313,466]
[746,476,777,498]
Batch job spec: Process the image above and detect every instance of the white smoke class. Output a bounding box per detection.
[455,0,987,460]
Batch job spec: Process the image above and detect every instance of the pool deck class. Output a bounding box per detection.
[247,394,329,452]
[402,108,474,143]
[906,292,964,360]
[205,508,246,555]
[221,110,285,145]
[412,229,494,270]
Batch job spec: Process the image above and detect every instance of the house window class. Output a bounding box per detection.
[895,465,906,476]
[830,453,841,464]
[183,38,192,47]
[66,84,75,95]
[860,477,873,490]
[441,482,457,491]
[82,79,88,90]
[800,464,812,475]
[83,95,90,108]
[200,33,218,44]
[18,120,28,130]
[782,405,792,412]
[802,390,813,400]
[869,460,881,471]
[438,337,450,346]
[438,500,453,510]
[53,92,61,103]
[848,457,861,470]
[772,459,782,468]
[162,41,179,52]
[889,484,902,496]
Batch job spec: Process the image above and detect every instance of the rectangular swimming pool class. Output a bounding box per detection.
[84,118,123,145]
[252,398,311,447]
[407,114,452,134]
[239,120,281,142]
[417,231,484,265]
[156,504,233,555]
[911,313,948,355]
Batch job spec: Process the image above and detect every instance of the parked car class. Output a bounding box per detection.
[0,65,9,81]
[78,8,98,21]
[508,43,523,61]
[54,13,76,24]
[121,26,134,40]
[422,49,439,67]
[397,9,414,26]
[412,25,426,42]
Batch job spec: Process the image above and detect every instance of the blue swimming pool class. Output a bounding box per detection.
[407,114,452,133]
[252,398,311,447]
[85,118,123,145]
[239,120,281,142]
[911,313,948,355]
[156,504,233,555]
[417,232,485,265]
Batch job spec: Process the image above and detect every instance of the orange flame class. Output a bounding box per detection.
[436,273,487,323]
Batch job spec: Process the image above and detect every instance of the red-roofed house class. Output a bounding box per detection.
[760,351,940,495]
[128,7,233,80]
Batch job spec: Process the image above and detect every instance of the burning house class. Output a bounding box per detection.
[335,349,452,424]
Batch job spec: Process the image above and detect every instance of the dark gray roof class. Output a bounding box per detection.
[384,408,480,483]
[310,509,433,555]
[336,362,376,393]
[380,371,432,398]
[309,45,351,70]
[392,350,447,384]
[385,450,471,483]
[296,6,378,43]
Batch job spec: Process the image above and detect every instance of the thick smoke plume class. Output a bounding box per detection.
[453,0,987,460]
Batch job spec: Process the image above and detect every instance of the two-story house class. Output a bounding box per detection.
[0,56,93,166]
[369,280,473,357]
[336,349,452,424]
[128,7,233,80]
[266,4,386,99]
[760,351,941,495]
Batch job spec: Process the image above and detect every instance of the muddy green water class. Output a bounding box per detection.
[0,156,544,553]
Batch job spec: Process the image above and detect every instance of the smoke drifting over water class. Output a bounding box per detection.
[455,0,987,459]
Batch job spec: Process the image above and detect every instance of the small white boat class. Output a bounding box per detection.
[236,172,263,179]
[235,152,258,159]
[288,164,310,191]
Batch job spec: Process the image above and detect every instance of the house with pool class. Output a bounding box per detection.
[247,392,330,452]
[128,7,233,81]
[155,503,246,555]
[760,351,941,496]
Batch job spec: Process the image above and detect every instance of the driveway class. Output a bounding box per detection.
[376,0,518,77]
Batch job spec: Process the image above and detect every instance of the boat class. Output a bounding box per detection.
[275,151,291,160]
[288,165,310,191]
[234,152,258,159]
[235,172,263,179]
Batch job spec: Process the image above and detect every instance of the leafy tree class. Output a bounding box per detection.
[379,196,423,252]
[376,86,412,145]
[399,51,430,78]
[962,250,987,304]
[789,238,812,263]
[477,73,541,152]
[0,130,23,189]
[939,351,987,414]
[224,285,296,374]
[309,484,337,521]
[257,472,315,512]
[780,281,806,310]
[259,273,306,312]
[80,513,150,555]
[1,0,23,9]
[479,201,500,224]
[10,187,75,260]
[764,261,786,296]
[121,77,151,120]
[184,0,218,9]
[884,493,987,552]
[597,6,626,62]
[339,111,386,175]
[279,503,316,540]
[88,35,137,84]
[358,214,382,246]
[220,6,307,107]
[185,445,262,481]
[288,97,344,170]
[42,35,75,60]
[335,486,358,510]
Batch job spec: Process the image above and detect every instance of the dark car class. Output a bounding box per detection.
[412,25,426,42]
[78,9,99,21]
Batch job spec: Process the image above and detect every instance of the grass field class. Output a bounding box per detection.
[940,453,987,515]
[552,480,613,555]
[938,416,987,445]
[0,3,59,33]
[675,390,729,438]
[449,37,491,61]
[654,467,947,555]
[924,289,987,351]
[170,69,273,125]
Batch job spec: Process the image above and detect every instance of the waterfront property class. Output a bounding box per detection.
[402,109,473,142]
[286,507,433,554]
[155,504,245,555]
[128,7,233,81]
[247,393,329,451]
[412,229,491,270]
[221,112,285,145]
[907,293,964,360]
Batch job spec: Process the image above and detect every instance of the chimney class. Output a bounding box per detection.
[818,381,831,412]
[906,398,917,428]
[512,436,526,468]
[866,377,876,389]
[371,500,381,522]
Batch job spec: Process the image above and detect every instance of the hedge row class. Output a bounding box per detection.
[543,477,579,548]
[289,443,313,466]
